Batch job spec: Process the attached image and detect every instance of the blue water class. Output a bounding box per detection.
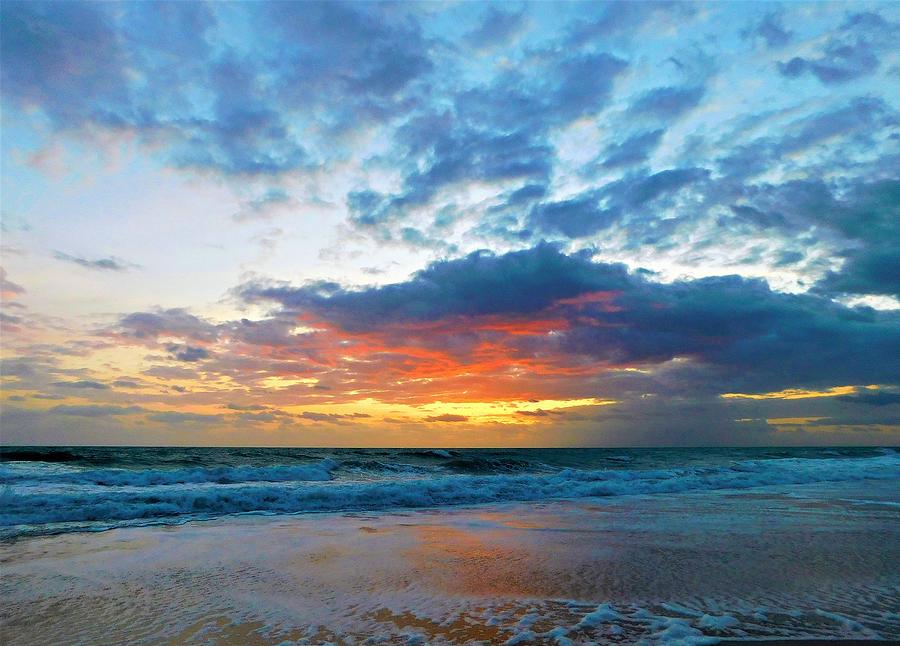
[1,446,897,539]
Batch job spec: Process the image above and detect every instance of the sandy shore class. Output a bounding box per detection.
[2,481,898,644]
[719,642,893,645]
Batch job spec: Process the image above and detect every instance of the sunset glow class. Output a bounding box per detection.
[1,1,898,447]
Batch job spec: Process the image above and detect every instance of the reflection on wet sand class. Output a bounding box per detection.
[2,481,899,644]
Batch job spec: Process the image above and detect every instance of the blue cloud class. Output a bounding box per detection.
[465,7,527,49]
[778,11,896,84]
[600,129,665,169]
[165,344,211,363]
[53,251,135,272]
[627,85,705,119]
[743,12,793,48]
[0,1,434,175]
[529,193,620,239]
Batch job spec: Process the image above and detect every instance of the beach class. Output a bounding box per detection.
[2,455,898,645]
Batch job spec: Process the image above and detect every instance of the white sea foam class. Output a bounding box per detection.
[1,453,897,535]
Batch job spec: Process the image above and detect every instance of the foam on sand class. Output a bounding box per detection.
[1,478,898,645]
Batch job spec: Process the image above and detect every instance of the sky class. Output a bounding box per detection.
[1,1,898,448]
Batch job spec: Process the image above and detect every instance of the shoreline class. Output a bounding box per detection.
[3,481,898,644]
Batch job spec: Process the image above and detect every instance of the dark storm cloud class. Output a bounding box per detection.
[562,274,900,391]
[53,251,134,272]
[816,247,900,299]
[837,390,900,406]
[240,243,632,330]
[778,11,896,84]
[240,244,900,392]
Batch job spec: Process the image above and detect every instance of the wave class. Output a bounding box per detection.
[0,459,338,487]
[0,449,87,463]
[400,449,457,459]
[2,454,897,535]
[442,455,544,473]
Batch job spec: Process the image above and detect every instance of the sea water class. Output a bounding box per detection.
[1,446,897,539]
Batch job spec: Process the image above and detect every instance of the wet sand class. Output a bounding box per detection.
[719,642,895,645]
[2,481,898,644]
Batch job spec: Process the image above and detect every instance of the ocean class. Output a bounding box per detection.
[2,445,897,539]
[2,445,899,643]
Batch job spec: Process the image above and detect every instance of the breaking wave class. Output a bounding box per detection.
[1,451,897,537]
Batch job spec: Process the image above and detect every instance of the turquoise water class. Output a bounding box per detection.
[2,446,897,538]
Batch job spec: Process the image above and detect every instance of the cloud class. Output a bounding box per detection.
[240,243,632,330]
[232,188,293,222]
[425,414,469,423]
[0,1,433,176]
[600,129,665,169]
[49,404,145,417]
[778,11,896,84]
[299,411,371,423]
[165,343,211,362]
[118,308,220,343]
[147,411,223,424]
[816,246,900,299]
[627,85,705,119]
[112,379,146,389]
[743,12,793,48]
[0,267,25,298]
[0,1,131,128]
[238,244,900,394]
[516,409,564,418]
[51,380,110,390]
[465,7,526,49]
[528,193,620,238]
[347,50,627,229]
[526,166,710,241]
[837,390,900,406]
[567,2,695,46]
[724,177,899,298]
[53,251,135,272]
[2,2,898,447]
